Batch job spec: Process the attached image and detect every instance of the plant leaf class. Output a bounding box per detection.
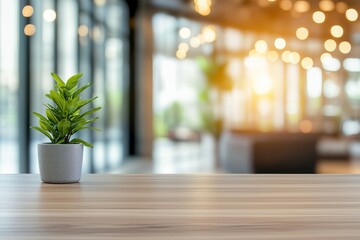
[39,120,48,131]
[78,107,101,119]
[66,73,83,90]
[72,83,92,97]
[58,119,71,135]
[46,109,58,123]
[66,99,78,114]
[75,97,98,111]
[72,126,101,134]
[50,90,65,110]
[32,112,48,122]
[55,139,65,144]
[70,138,93,148]
[30,126,53,142]
[51,72,65,87]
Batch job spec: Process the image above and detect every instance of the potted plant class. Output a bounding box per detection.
[31,72,101,183]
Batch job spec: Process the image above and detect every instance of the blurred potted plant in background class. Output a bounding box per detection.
[197,56,233,168]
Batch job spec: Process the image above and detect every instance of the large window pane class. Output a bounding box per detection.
[0,0,19,173]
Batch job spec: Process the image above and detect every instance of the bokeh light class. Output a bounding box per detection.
[24,24,36,36]
[312,11,325,23]
[346,8,358,21]
[78,25,89,37]
[336,2,348,14]
[274,37,286,49]
[324,39,337,52]
[22,5,34,17]
[319,0,335,11]
[179,27,191,39]
[255,40,268,53]
[293,1,310,13]
[339,41,351,54]
[202,25,216,43]
[330,25,343,38]
[321,52,332,65]
[43,9,56,22]
[279,0,292,11]
[301,57,313,69]
[296,27,309,40]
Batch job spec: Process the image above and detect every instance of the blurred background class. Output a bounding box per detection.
[1,0,360,174]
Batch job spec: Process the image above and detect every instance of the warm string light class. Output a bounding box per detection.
[194,0,212,16]
[43,9,56,22]
[190,0,356,70]
[296,27,309,40]
[312,11,325,23]
[24,24,36,36]
[179,27,191,39]
[176,25,216,59]
[319,0,335,12]
[22,5,34,17]
[324,39,337,52]
[274,38,286,49]
[293,1,310,13]
[346,8,358,21]
[330,25,343,38]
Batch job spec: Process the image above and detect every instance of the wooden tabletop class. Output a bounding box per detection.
[1,174,360,239]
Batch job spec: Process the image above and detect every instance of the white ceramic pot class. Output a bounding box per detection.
[38,143,83,183]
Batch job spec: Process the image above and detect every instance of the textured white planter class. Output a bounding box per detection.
[38,143,83,184]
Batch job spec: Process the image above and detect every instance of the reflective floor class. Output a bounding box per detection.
[116,138,360,174]
[2,137,360,174]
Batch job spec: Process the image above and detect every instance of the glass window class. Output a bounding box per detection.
[0,0,128,173]
[0,0,19,173]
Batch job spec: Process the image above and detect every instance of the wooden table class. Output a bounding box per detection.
[1,174,360,239]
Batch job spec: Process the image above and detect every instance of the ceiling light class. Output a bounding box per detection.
[267,51,279,62]
[336,2,348,14]
[313,11,325,23]
[296,27,309,40]
[194,0,212,16]
[255,40,268,53]
[43,9,56,22]
[281,50,291,63]
[179,27,191,39]
[178,43,189,51]
[294,1,310,13]
[330,25,343,38]
[290,52,300,64]
[274,37,286,49]
[78,25,89,37]
[24,24,36,36]
[190,37,201,48]
[319,0,335,12]
[346,8,358,21]
[301,57,313,69]
[279,0,292,11]
[202,25,216,43]
[22,5,34,17]
[176,49,187,59]
[321,52,332,65]
[339,41,351,54]
[324,39,336,52]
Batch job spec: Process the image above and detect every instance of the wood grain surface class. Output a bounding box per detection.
[1,174,360,239]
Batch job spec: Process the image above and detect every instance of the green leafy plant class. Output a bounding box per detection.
[31,72,101,147]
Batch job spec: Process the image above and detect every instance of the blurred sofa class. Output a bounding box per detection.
[219,131,319,173]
